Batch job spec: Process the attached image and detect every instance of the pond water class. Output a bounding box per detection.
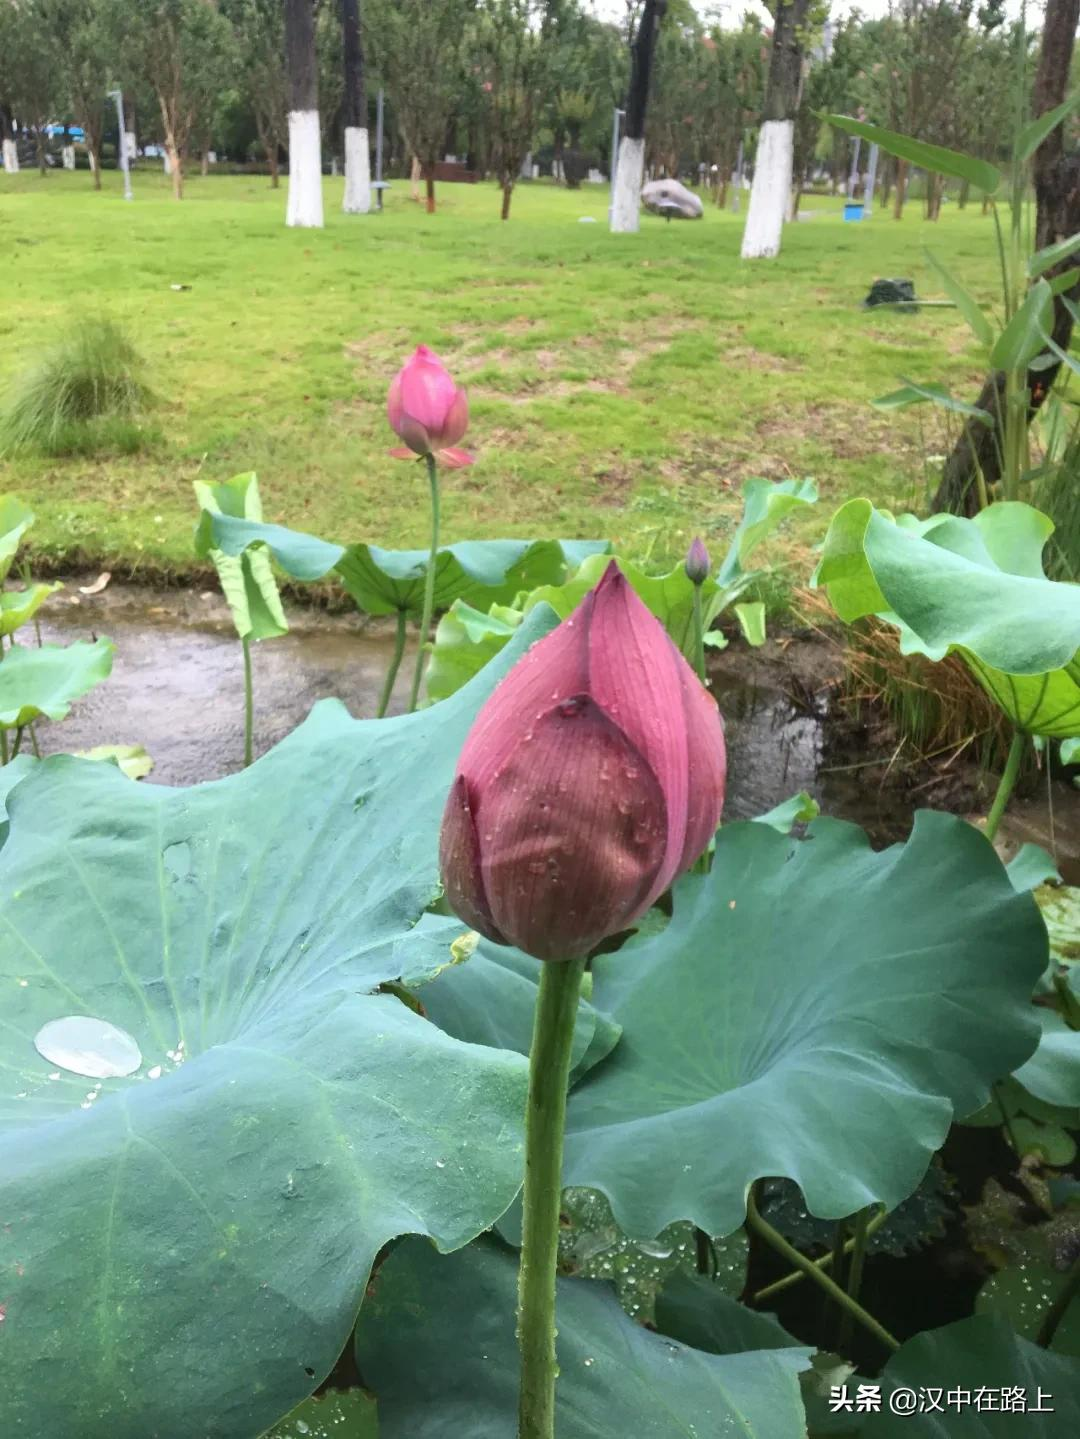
[32,580,1078,862]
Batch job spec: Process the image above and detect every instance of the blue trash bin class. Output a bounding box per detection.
[843,202,864,222]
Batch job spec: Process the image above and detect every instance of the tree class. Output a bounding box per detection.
[366,0,475,213]
[932,0,1080,512]
[341,0,371,212]
[222,0,288,187]
[44,0,112,188]
[119,0,235,200]
[1,0,59,177]
[480,0,551,220]
[611,0,667,233]
[284,0,324,225]
[741,0,813,258]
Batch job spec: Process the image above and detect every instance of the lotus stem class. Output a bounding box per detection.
[753,1206,889,1303]
[0,728,8,766]
[746,1190,899,1354]
[691,583,706,685]
[11,726,25,760]
[377,609,408,719]
[984,730,1025,843]
[242,635,254,769]
[517,956,585,1439]
[407,453,440,714]
[836,1207,872,1351]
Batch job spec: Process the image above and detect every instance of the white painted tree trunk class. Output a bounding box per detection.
[287,109,324,227]
[125,131,136,159]
[62,145,75,170]
[3,139,18,174]
[342,126,371,213]
[163,152,171,175]
[88,151,96,172]
[610,135,645,234]
[740,119,793,259]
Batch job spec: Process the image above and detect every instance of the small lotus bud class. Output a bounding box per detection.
[387,345,473,468]
[439,563,726,962]
[685,536,710,586]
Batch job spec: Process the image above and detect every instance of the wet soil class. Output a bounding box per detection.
[30,581,1080,866]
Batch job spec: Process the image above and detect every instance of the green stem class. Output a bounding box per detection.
[28,722,40,758]
[823,1219,849,1333]
[836,1208,871,1352]
[984,730,1025,843]
[1036,1253,1080,1349]
[242,635,254,769]
[407,453,440,714]
[11,727,24,760]
[518,957,586,1439]
[691,583,706,685]
[377,608,408,719]
[746,1190,900,1354]
[0,727,9,765]
[753,1207,889,1303]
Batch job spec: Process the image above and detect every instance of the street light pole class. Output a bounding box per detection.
[108,89,132,201]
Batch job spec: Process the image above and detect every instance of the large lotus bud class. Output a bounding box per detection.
[439,563,726,961]
[387,345,473,468]
[685,536,710,585]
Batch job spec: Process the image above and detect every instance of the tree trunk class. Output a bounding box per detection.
[168,141,183,199]
[90,139,102,190]
[269,147,280,188]
[958,178,970,209]
[932,0,1080,515]
[611,0,668,233]
[501,178,512,220]
[411,154,421,200]
[285,0,324,227]
[341,0,371,213]
[425,171,435,213]
[201,148,210,177]
[35,129,46,176]
[740,0,811,258]
[892,158,907,219]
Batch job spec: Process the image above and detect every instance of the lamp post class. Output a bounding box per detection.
[108,89,132,201]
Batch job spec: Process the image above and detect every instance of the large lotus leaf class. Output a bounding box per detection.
[0,493,35,581]
[562,814,1047,1239]
[0,636,114,727]
[194,472,288,642]
[354,1237,812,1439]
[204,511,609,616]
[401,919,621,1086]
[864,1315,1080,1435]
[0,611,560,1439]
[1014,1009,1080,1108]
[816,500,1080,736]
[0,580,62,636]
[267,1390,378,1438]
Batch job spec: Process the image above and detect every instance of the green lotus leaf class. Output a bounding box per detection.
[0,611,559,1439]
[399,916,620,1086]
[562,814,1046,1238]
[353,1237,812,1439]
[0,637,114,727]
[0,494,35,582]
[425,601,522,704]
[716,476,819,585]
[194,472,288,642]
[655,1270,803,1354]
[1014,1009,1080,1109]
[0,580,62,636]
[72,743,155,780]
[865,1315,1080,1435]
[816,500,1080,736]
[204,511,609,617]
[267,1389,378,1439]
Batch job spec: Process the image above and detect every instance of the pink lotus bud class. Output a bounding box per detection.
[387,345,473,468]
[685,536,710,585]
[439,563,726,962]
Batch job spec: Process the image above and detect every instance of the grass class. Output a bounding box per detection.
[0,315,154,456]
[0,166,1004,584]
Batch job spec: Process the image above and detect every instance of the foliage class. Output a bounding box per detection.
[0,317,153,458]
[193,471,287,641]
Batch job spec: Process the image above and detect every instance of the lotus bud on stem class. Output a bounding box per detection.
[439,563,726,1436]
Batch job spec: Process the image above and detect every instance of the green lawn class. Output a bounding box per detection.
[0,167,1000,581]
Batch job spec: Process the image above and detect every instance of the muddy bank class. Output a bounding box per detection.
[27,580,1080,865]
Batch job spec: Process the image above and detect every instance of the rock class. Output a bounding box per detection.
[641,179,704,220]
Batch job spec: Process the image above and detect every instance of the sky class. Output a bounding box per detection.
[589,0,1043,26]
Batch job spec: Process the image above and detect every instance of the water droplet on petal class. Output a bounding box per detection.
[34,1016,142,1079]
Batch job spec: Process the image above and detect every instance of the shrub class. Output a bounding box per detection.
[0,316,154,456]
